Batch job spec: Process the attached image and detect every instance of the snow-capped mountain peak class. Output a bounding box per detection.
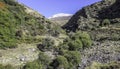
[49,13,73,19]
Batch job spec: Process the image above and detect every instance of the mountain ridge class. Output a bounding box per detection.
[63,0,119,31]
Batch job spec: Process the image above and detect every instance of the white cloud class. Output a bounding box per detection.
[49,13,73,19]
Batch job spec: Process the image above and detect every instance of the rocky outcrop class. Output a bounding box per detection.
[63,0,120,32]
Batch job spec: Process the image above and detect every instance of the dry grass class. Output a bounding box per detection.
[0,2,5,8]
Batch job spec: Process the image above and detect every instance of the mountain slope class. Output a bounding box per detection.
[0,0,65,68]
[62,0,120,69]
[63,0,120,31]
[49,13,72,26]
[0,0,58,49]
[63,0,120,41]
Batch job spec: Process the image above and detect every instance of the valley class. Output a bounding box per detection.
[0,0,120,69]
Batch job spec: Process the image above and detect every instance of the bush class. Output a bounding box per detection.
[68,32,75,40]
[38,52,51,66]
[101,19,110,27]
[64,51,81,68]
[52,30,60,37]
[77,32,92,48]
[23,61,43,69]
[37,38,54,51]
[68,39,83,51]
[51,56,69,69]
[57,31,92,51]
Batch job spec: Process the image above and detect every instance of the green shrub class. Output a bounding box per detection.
[38,52,51,66]
[78,32,92,48]
[68,32,75,40]
[57,31,92,52]
[23,61,43,69]
[51,56,69,69]
[68,39,83,51]
[59,43,69,50]
[64,51,81,68]
[101,19,110,27]
[37,38,54,51]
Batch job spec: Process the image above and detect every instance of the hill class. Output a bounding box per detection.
[63,0,120,41]
[0,0,65,68]
[0,0,62,49]
[63,0,120,68]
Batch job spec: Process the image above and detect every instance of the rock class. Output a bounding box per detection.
[19,55,26,62]
[28,48,36,52]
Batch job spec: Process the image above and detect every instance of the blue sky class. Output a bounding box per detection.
[18,0,101,18]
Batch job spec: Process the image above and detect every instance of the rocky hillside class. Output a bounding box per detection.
[63,0,120,31]
[63,0,120,41]
[63,0,120,69]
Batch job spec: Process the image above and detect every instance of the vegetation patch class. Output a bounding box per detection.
[0,0,50,49]
[57,31,92,51]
